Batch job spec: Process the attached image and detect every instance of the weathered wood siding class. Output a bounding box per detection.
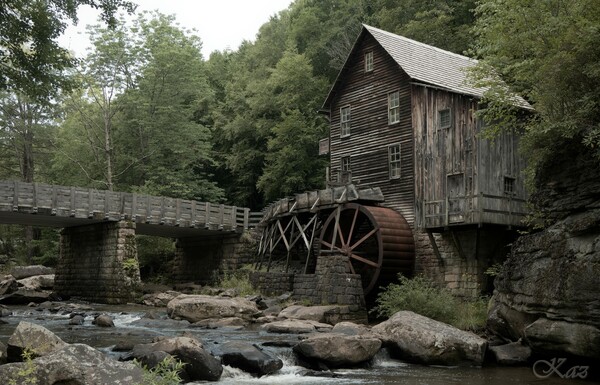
[412,86,527,228]
[328,33,415,224]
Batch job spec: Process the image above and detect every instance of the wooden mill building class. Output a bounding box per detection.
[320,25,530,296]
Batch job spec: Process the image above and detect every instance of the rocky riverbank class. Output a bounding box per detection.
[487,144,600,364]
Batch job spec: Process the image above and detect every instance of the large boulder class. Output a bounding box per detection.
[167,294,260,323]
[372,311,487,366]
[331,321,373,336]
[142,291,181,307]
[213,341,283,376]
[293,333,381,368]
[131,336,222,382]
[17,274,54,290]
[7,321,68,362]
[10,265,54,280]
[0,343,144,385]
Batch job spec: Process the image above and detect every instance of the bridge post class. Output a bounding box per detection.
[55,220,141,304]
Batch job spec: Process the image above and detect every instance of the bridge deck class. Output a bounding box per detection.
[0,181,261,237]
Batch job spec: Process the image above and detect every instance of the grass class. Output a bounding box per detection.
[217,270,259,296]
[372,274,488,332]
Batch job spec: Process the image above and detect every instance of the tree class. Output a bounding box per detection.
[0,0,136,101]
[470,0,600,173]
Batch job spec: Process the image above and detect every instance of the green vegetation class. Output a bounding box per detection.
[135,356,185,385]
[8,348,38,385]
[373,275,488,331]
[218,270,258,297]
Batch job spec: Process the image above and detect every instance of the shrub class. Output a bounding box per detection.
[135,356,185,385]
[218,270,258,296]
[373,274,488,331]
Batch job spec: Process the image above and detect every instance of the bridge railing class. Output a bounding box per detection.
[0,181,261,231]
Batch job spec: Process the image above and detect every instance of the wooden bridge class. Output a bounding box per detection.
[0,180,262,304]
[0,181,261,237]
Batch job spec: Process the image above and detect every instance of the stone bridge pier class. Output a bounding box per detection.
[54,221,255,304]
[55,221,141,304]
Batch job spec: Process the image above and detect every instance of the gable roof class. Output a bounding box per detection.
[323,25,530,109]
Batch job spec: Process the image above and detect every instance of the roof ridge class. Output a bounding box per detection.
[362,24,478,64]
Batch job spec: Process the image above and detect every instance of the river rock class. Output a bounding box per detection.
[142,290,181,307]
[331,321,373,336]
[213,341,283,375]
[17,274,54,290]
[0,288,52,305]
[0,343,144,385]
[7,321,68,362]
[293,333,382,368]
[262,319,333,334]
[193,316,247,329]
[0,276,18,295]
[93,314,115,327]
[10,265,54,280]
[0,341,6,364]
[69,314,85,325]
[489,341,531,365]
[279,305,358,324]
[167,294,260,323]
[524,318,600,359]
[372,311,487,366]
[131,336,222,381]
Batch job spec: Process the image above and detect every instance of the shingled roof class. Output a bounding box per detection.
[323,25,530,109]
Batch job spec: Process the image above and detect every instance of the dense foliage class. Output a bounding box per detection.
[1,0,596,267]
[373,275,488,331]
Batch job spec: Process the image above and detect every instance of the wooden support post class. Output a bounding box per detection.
[12,181,18,211]
[230,206,237,231]
[146,195,152,223]
[88,188,94,218]
[70,186,75,217]
[132,193,138,221]
[244,208,250,229]
[160,197,165,224]
[51,185,57,215]
[32,182,38,213]
[219,204,225,230]
[191,200,197,227]
[205,202,210,228]
[427,230,445,267]
[119,192,125,220]
[104,190,110,219]
[175,199,181,226]
[450,230,465,259]
[303,214,318,274]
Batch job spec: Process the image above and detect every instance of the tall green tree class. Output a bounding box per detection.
[0,0,135,101]
[470,0,600,171]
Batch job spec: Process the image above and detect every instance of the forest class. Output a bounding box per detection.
[1,0,599,270]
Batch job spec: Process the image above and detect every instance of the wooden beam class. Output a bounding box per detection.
[426,230,445,267]
[450,230,465,259]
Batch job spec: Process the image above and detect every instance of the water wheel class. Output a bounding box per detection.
[319,203,414,295]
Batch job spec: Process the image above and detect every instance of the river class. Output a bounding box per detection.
[0,304,595,385]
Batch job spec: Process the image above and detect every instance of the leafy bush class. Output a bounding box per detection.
[373,275,488,331]
[135,356,185,385]
[218,270,258,296]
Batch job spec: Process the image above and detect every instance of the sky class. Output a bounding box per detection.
[58,0,295,59]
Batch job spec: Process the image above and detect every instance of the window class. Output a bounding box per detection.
[388,91,400,124]
[439,109,451,129]
[389,145,401,179]
[365,51,374,72]
[504,177,515,195]
[340,106,351,137]
[341,156,351,172]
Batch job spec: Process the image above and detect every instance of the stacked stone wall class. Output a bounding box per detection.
[413,228,514,297]
[55,221,140,304]
[249,272,294,296]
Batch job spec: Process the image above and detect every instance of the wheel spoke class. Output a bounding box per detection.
[350,253,380,268]
[336,220,346,248]
[321,240,343,253]
[347,207,359,245]
[348,261,356,274]
[349,227,378,251]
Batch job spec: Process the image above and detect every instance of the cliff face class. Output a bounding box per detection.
[489,143,600,360]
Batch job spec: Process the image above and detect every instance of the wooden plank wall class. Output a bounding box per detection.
[412,86,527,228]
[329,33,415,224]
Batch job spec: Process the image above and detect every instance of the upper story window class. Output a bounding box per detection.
[340,106,351,137]
[388,91,400,124]
[504,176,515,195]
[389,144,401,179]
[365,51,374,72]
[439,108,452,129]
[341,156,351,172]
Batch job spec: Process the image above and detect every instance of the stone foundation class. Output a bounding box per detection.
[414,227,517,297]
[55,221,141,304]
